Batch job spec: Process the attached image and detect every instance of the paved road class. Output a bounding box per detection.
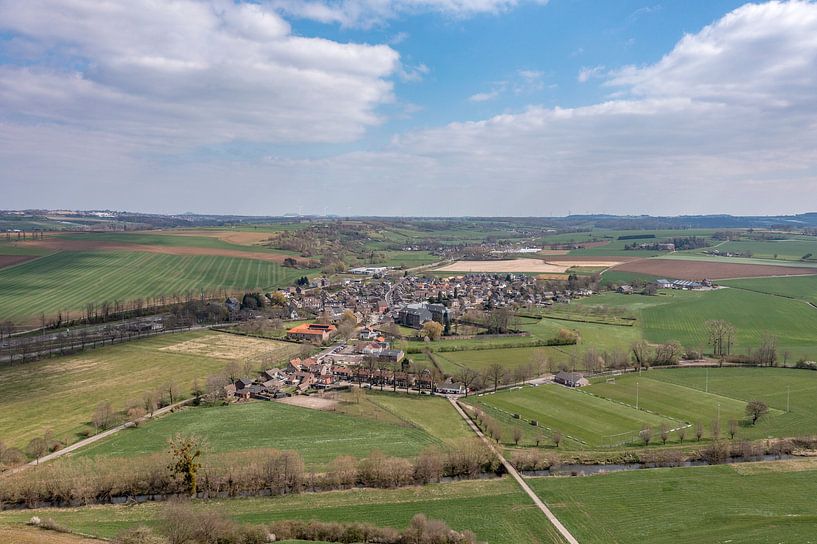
[3,398,194,477]
[448,397,580,544]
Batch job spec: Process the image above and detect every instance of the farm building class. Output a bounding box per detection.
[287,323,337,342]
[435,379,466,395]
[554,371,590,388]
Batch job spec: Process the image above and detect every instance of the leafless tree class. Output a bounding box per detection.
[695,421,704,441]
[706,320,736,358]
[553,430,562,448]
[512,427,523,446]
[92,401,114,432]
[677,426,686,443]
[728,419,738,439]
[639,426,653,446]
[456,367,480,396]
[660,423,669,445]
[483,363,506,392]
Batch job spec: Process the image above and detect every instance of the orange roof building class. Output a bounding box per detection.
[287,323,337,342]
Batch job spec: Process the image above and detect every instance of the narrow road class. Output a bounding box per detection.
[448,397,580,544]
[3,398,194,477]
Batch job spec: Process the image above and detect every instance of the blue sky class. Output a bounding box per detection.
[1,0,816,216]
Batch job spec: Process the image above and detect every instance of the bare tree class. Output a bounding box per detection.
[512,427,523,446]
[660,423,669,445]
[26,437,48,464]
[695,421,704,441]
[553,430,562,448]
[745,400,769,425]
[639,426,653,446]
[728,419,738,439]
[92,402,114,432]
[456,367,479,397]
[631,340,652,369]
[677,426,686,443]
[711,419,721,440]
[706,320,736,358]
[143,391,158,416]
[754,333,777,367]
[483,363,506,392]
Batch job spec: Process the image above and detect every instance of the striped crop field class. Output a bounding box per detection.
[0,250,305,323]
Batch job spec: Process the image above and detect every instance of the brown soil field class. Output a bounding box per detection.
[17,238,303,264]
[536,273,570,280]
[612,258,817,280]
[536,249,571,256]
[277,395,339,411]
[0,255,38,269]
[0,527,100,544]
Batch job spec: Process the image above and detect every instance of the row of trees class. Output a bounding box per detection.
[111,502,477,544]
[1,438,498,506]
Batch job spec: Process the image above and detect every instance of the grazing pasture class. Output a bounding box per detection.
[77,400,441,468]
[0,331,298,449]
[0,478,568,544]
[0,250,305,323]
[531,460,817,544]
[690,238,817,262]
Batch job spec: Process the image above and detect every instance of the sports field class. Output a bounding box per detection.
[646,367,817,439]
[531,458,817,543]
[0,478,568,544]
[0,250,305,323]
[77,400,441,468]
[465,384,676,448]
[0,331,299,449]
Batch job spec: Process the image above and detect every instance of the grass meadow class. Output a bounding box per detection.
[0,331,299,450]
[77,400,442,468]
[0,250,305,323]
[531,459,817,544]
[0,478,568,544]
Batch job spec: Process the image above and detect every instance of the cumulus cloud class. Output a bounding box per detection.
[0,0,399,148]
[269,0,549,27]
[577,65,606,83]
[4,0,817,216]
[277,0,817,215]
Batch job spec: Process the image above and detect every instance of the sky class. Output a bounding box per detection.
[1,0,817,216]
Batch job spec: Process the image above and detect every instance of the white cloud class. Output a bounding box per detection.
[268,0,549,28]
[469,90,501,102]
[577,65,605,83]
[399,62,430,82]
[4,0,817,216]
[0,0,399,147]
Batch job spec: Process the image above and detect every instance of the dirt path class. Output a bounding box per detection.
[2,398,193,477]
[448,397,579,544]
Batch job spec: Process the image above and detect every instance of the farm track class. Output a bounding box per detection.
[449,397,578,544]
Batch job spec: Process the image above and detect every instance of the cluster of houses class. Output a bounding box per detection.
[389,274,592,325]
[225,338,466,401]
[656,278,714,290]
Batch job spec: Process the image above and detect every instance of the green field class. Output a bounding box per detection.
[720,274,817,304]
[646,367,817,439]
[355,391,474,444]
[531,459,817,543]
[689,238,817,262]
[0,331,299,450]
[0,478,568,544]
[640,288,817,358]
[465,384,676,448]
[587,374,758,436]
[0,250,305,323]
[77,400,443,468]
